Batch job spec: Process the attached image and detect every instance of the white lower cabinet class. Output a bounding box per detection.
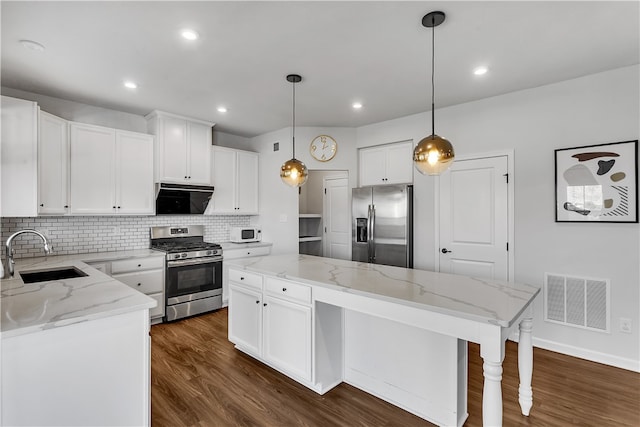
[87,255,165,323]
[222,244,271,306]
[228,268,312,383]
[263,294,312,382]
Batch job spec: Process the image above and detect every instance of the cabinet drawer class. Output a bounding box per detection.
[112,269,164,294]
[265,277,311,305]
[111,256,164,274]
[224,246,271,260]
[148,292,165,318]
[229,268,262,290]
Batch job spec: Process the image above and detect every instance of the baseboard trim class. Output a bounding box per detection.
[508,331,639,373]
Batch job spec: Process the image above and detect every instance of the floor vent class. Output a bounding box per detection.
[544,273,609,333]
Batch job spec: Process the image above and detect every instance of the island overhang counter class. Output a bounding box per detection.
[227,254,540,427]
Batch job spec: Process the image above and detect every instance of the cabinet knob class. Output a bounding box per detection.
[137,283,141,286]
[282,287,287,292]
[247,252,251,255]
[240,276,244,280]
[188,176,191,179]
[255,300,260,304]
[117,206,121,209]
[64,205,69,208]
[39,203,44,207]
[263,303,267,307]
[138,264,142,267]
[184,176,188,179]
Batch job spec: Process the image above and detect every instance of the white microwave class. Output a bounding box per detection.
[230,226,262,243]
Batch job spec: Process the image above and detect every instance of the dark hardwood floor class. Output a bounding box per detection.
[151,309,640,427]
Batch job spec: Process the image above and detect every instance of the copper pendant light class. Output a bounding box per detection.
[413,11,455,176]
[280,74,309,187]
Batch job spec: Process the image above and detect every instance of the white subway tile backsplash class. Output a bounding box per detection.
[1,215,251,259]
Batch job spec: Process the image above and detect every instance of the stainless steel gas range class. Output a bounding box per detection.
[150,225,223,321]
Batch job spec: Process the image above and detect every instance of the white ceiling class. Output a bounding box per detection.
[2,1,638,138]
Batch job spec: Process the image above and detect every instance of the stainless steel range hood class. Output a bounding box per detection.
[155,183,214,215]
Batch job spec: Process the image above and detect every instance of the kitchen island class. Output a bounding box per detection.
[227,254,540,427]
[1,251,158,426]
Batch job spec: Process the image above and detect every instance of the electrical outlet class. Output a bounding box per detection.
[619,318,632,334]
[273,142,279,152]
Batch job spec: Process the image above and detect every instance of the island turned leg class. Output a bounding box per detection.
[482,358,504,426]
[518,318,534,416]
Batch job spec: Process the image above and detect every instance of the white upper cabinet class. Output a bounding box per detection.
[146,111,214,185]
[209,146,259,215]
[115,131,155,214]
[38,111,69,215]
[358,141,413,186]
[69,122,154,215]
[1,96,38,217]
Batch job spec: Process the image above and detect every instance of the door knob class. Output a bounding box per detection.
[441,248,452,254]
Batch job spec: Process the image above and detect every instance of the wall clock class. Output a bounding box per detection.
[310,135,337,162]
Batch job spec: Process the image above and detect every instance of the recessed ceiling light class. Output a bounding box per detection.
[124,81,138,89]
[352,102,363,109]
[20,39,45,52]
[473,66,488,76]
[217,107,228,113]
[181,29,199,41]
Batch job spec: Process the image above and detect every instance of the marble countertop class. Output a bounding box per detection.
[1,250,162,338]
[227,254,540,328]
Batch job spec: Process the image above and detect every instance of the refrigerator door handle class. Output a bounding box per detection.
[367,204,373,262]
[370,204,376,261]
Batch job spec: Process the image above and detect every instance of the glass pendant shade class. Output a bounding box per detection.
[413,134,454,176]
[280,157,308,187]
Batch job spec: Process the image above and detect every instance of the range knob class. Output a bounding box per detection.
[180,253,188,259]
[206,250,213,256]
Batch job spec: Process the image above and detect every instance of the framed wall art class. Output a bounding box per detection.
[555,140,638,223]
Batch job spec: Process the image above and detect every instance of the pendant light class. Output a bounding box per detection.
[413,11,455,176]
[280,74,308,187]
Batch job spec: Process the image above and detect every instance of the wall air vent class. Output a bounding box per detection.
[544,273,609,333]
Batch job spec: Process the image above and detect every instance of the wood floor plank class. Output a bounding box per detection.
[151,309,640,427]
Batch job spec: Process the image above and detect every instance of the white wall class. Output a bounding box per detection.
[249,127,357,254]
[358,65,640,370]
[213,131,252,151]
[1,87,148,133]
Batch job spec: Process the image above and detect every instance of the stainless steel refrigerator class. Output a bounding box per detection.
[352,184,413,268]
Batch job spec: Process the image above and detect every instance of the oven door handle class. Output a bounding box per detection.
[167,257,222,268]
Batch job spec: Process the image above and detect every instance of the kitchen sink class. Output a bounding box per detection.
[20,267,88,284]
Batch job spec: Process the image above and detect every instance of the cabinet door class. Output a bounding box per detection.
[187,122,212,184]
[210,147,236,213]
[38,111,69,215]
[115,131,154,214]
[385,142,413,184]
[263,295,312,382]
[228,285,262,356]
[158,116,188,183]
[359,146,387,186]
[1,96,38,217]
[69,123,115,214]
[236,150,259,214]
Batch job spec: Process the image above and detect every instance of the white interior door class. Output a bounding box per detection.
[439,155,509,280]
[323,176,350,260]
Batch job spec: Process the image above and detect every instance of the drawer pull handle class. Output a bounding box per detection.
[282,287,287,292]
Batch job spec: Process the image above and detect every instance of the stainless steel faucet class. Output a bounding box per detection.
[5,229,52,277]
